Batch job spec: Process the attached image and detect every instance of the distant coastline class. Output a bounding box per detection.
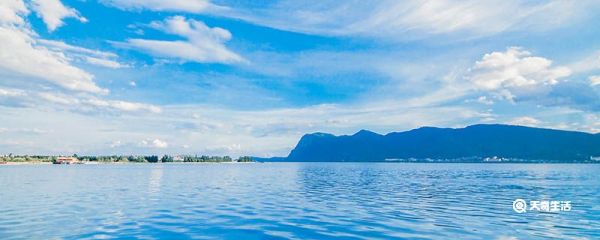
[0,161,255,165]
[4,124,600,164]
[0,155,254,164]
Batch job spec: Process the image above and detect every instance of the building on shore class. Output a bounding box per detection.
[173,155,184,162]
[54,157,80,164]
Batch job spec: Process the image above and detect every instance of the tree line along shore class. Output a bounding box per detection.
[0,154,254,163]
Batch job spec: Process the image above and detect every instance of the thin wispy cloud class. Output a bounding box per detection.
[100,0,218,13]
[115,16,244,64]
[197,0,590,41]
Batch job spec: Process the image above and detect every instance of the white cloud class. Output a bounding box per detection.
[140,138,168,148]
[0,28,106,93]
[109,140,122,148]
[0,0,28,25]
[468,47,571,100]
[508,116,541,127]
[101,0,215,13]
[0,0,165,129]
[464,48,600,112]
[0,1,107,94]
[117,16,243,64]
[31,0,87,32]
[83,98,162,113]
[590,75,600,86]
[38,39,116,59]
[0,87,26,97]
[38,39,126,69]
[476,96,494,105]
[38,92,161,113]
[38,92,79,105]
[0,87,30,107]
[84,56,124,69]
[0,1,155,115]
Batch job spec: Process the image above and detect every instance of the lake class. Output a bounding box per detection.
[1,163,599,239]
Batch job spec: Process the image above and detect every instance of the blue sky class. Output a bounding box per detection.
[1,0,600,157]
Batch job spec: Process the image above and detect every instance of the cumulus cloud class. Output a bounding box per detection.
[116,16,243,64]
[0,29,105,93]
[31,0,87,32]
[0,0,107,94]
[468,47,571,100]
[100,0,215,13]
[465,47,600,112]
[0,0,28,25]
[0,0,164,118]
[0,29,106,93]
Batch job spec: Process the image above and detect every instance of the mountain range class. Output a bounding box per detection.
[274,124,600,162]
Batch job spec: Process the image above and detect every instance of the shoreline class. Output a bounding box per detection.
[0,162,53,165]
[0,161,255,165]
[2,161,599,165]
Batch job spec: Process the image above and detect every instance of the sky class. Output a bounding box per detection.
[1,0,600,157]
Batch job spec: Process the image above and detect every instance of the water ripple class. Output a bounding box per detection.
[0,163,599,239]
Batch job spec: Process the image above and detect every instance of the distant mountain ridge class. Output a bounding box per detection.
[283,124,600,162]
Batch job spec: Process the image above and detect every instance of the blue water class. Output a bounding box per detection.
[1,163,599,239]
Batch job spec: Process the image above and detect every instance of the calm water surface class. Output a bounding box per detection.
[1,163,599,239]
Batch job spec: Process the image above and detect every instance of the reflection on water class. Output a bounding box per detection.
[148,165,163,196]
[0,163,599,239]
